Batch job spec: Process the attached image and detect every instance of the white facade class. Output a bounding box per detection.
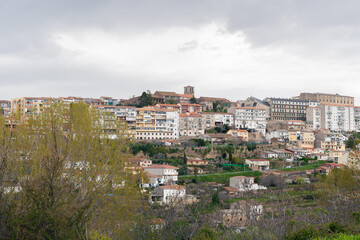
[355,107,360,132]
[306,107,322,130]
[179,114,205,137]
[229,176,267,192]
[202,112,234,129]
[319,104,355,132]
[136,108,180,140]
[151,185,186,204]
[228,107,266,135]
[143,165,179,184]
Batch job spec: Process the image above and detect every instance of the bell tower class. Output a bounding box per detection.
[184,86,194,96]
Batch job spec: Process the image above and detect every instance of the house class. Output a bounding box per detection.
[314,163,345,175]
[187,159,208,166]
[245,159,270,171]
[229,176,266,192]
[141,172,165,188]
[150,185,186,204]
[227,129,249,141]
[178,103,202,114]
[188,167,205,174]
[128,158,152,167]
[143,164,179,184]
[260,151,279,159]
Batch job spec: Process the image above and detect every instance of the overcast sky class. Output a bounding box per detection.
[1,0,360,103]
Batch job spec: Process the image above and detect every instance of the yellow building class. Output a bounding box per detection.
[11,97,61,119]
[227,129,249,141]
[135,107,179,140]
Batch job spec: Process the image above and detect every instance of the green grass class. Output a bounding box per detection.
[278,164,322,172]
[315,233,360,240]
[179,171,263,184]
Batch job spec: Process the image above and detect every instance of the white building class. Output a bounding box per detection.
[136,108,179,140]
[179,113,205,137]
[228,107,267,135]
[202,112,234,129]
[319,104,355,132]
[150,185,186,204]
[355,107,360,132]
[306,106,322,130]
[143,164,179,184]
[229,176,266,192]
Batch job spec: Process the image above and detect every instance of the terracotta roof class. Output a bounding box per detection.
[177,94,193,98]
[231,176,254,179]
[144,164,179,170]
[246,159,269,162]
[180,114,203,118]
[159,185,185,190]
[178,103,201,106]
[198,97,230,102]
[233,107,265,110]
[223,187,238,192]
[228,129,248,132]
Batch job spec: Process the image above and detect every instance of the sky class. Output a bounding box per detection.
[1,0,360,104]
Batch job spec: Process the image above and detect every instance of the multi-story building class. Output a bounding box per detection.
[92,105,137,131]
[0,100,11,117]
[202,112,234,129]
[355,107,360,132]
[179,113,204,137]
[306,107,322,130]
[178,103,202,114]
[11,97,61,119]
[135,107,179,140]
[144,164,179,184]
[319,104,355,132]
[315,131,346,151]
[264,98,312,121]
[300,92,354,106]
[242,97,271,120]
[289,131,315,148]
[228,107,266,135]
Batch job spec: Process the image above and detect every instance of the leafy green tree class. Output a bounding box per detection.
[0,102,142,239]
[138,90,153,107]
[190,97,198,104]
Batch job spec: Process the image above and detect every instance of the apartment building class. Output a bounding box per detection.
[178,103,202,114]
[355,107,360,132]
[92,105,137,131]
[202,112,234,129]
[289,131,315,148]
[11,97,61,119]
[0,100,11,117]
[300,92,354,106]
[242,97,271,120]
[264,98,311,121]
[179,113,204,137]
[135,107,179,140]
[315,131,346,151]
[306,107,322,130]
[319,104,355,132]
[228,107,266,135]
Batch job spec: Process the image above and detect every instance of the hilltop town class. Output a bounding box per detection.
[1,87,360,238]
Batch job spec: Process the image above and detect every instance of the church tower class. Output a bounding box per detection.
[184,86,194,96]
